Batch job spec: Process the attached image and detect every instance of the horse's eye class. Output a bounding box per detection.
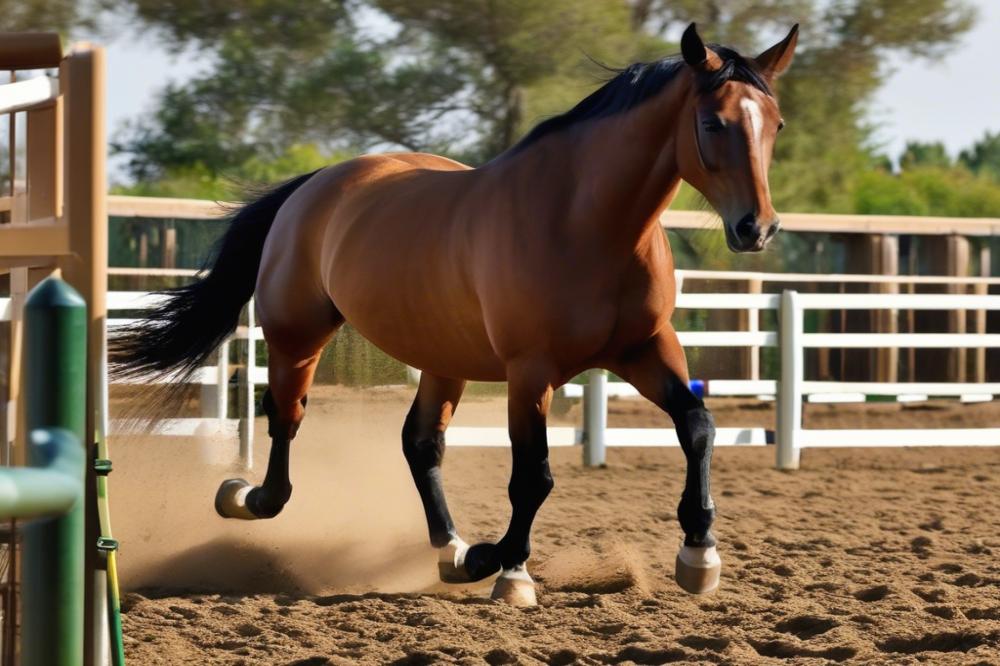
[777,120,786,132]
[702,118,725,133]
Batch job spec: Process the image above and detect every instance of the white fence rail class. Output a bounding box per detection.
[773,290,1000,469]
[6,280,994,470]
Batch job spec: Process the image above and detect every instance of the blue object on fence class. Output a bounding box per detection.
[689,379,705,399]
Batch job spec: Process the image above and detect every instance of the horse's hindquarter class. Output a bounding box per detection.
[319,154,507,380]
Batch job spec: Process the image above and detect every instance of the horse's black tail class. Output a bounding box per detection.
[109,170,319,383]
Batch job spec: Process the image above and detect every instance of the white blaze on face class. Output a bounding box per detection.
[740,98,763,147]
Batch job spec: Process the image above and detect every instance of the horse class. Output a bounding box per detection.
[111,23,798,606]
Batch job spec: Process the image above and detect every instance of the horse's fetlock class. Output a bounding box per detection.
[498,537,531,569]
[678,494,716,541]
[247,483,292,518]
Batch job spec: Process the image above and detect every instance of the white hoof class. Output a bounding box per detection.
[490,564,537,607]
[215,478,259,520]
[675,545,721,594]
[437,537,472,583]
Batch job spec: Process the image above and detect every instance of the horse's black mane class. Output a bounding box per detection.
[510,45,771,154]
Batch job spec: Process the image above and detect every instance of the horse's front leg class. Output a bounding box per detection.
[462,359,555,606]
[613,326,720,594]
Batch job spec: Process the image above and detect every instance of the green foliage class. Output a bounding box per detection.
[0,0,103,32]
[854,165,1000,218]
[959,131,1000,179]
[110,0,645,172]
[106,0,978,215]
[900,141,952,171]
[375,0,640,158]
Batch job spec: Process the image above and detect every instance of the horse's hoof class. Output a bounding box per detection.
[490,564,537,607]
[675,545,721,594]
[438,537,472,583]
[215,478,260,520]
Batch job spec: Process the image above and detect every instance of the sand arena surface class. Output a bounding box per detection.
[114,386,1000,664]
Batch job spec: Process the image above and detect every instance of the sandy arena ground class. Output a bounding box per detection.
[114,386,1000,664]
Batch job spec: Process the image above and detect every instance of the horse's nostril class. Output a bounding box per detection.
[766,221,781,240]
[736,214,758,239]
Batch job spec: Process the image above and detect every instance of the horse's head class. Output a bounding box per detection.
[676,23,798,253]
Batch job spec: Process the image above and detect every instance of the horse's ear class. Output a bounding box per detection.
[681,23,722,72]
[755,24,799,78]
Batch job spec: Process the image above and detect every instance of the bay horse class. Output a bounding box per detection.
[112,23,798,606]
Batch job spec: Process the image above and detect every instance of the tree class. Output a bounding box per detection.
[373,1,642,160]
[112,0,644,178]
[0,0,103,33]
[110,0,359,180]
[899,141,952,171]
[112,0,977,217]
[959,131,1000,179]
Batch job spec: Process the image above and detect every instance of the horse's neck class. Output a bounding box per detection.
[561,80,690,246]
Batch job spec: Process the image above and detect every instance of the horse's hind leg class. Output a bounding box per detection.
[216,309,341,520]
[611,326,720,594]
[401,373,472,581]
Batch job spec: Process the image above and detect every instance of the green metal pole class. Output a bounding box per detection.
[22,277,87,666]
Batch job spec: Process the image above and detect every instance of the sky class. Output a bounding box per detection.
[869,0,1000,161]
[99,1,1000,182]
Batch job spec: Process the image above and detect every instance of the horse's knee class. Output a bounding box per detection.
[263,389,308,440]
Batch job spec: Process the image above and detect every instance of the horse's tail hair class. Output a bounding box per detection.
[109,170,320,383]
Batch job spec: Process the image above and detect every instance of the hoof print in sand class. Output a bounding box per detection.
[964,607,1000,621]
[924,605,957,619]
[597,646,687,664]
[913,587,947,603]
[483,648,518,665]
[546,648,579,666]
[774,614,839,639]
[749,639,856,662]
[677,635,730,652]
[910,535,933,557]
[877,631,997,655]
[853,584,891,602]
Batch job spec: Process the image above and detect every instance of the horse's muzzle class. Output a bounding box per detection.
[726,214,780,253]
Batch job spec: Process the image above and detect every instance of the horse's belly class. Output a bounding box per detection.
[339,302,506,381]
[327,252,506,381]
